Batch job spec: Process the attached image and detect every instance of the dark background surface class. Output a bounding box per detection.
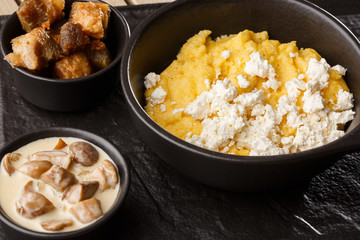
[1,1,360,239]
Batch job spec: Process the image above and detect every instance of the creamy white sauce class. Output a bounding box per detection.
[0,137,120,232]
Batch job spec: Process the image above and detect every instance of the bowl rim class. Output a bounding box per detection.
[0,127,130,239]
[121,0,360,164]
[0,0,131,84]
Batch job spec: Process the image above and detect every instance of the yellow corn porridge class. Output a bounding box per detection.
[144,30,354,156]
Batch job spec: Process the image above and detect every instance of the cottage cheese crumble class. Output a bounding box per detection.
[331,65,347,76]
[335,89,353,111]
[182,53,354,155]
[144,72,161,89]
[150,86,167,105]
[221,50,231,59]
[245,52,280,90]
[237,74,250,88]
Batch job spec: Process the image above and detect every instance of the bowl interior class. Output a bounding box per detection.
[0,0,130,81]
[0,127,129,239]
[126,0,360,137]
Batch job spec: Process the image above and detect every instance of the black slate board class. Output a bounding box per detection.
[1,2,360,240]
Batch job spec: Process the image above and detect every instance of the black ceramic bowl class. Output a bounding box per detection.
[121,0,360,191]
[0,127,130,240]
[0,0,130,111]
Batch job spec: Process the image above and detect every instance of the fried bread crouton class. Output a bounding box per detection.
[17,0,65,32]
[4,27,62,71]
[69,2,110,39]
[53,52,92,79]
[59,22,90,55]
[86,40,111,71]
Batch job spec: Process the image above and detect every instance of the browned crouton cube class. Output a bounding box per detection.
[93,2,110,32]
[59,22,90,55]
[86,40,111,71]
[53,52,93,79]
[4,27,62,71]
[69,2,110,39]
[88,39,106,51]
[47,18,67,44]
[17,0,65,32]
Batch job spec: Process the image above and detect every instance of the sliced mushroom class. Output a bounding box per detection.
[53,138,68,150]
[69,141,99,167]
[62,181,99,204]
[18,160,52,179]
[70,198,103,224]
[41,165,77,192]
[2,153,21,176]
[90,160,118,192]
[29,151,72,169]
[16,181,54,219]
[41,219,73,231]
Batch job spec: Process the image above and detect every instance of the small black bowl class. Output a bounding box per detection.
[121,0,360,191]
[0,127,130,240]
[0,0,130,111]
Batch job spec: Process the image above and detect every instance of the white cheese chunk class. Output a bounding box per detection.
[144,72,160,89]
[335,89,353,111]
[302,90,325,113]
[234,89,264,107]
[150,86,167,105]
[285,78,305,99]
[221,50,231,59]
[306,58,330,89]
[237,74,250,88]
[245,51,279,90]
[331,64,347,76]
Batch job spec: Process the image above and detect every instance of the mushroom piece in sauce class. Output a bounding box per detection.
[69,141,99,167]
[90,159,118,192]
[18,160,52,179]
[70,198,103,224]
[16,181,55,219]
[41,165,77,192]
[62,181,99,204]
[29,150,73,169]
[53,138,68,150]
[41,218,73,231]
[2,153,21,176]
